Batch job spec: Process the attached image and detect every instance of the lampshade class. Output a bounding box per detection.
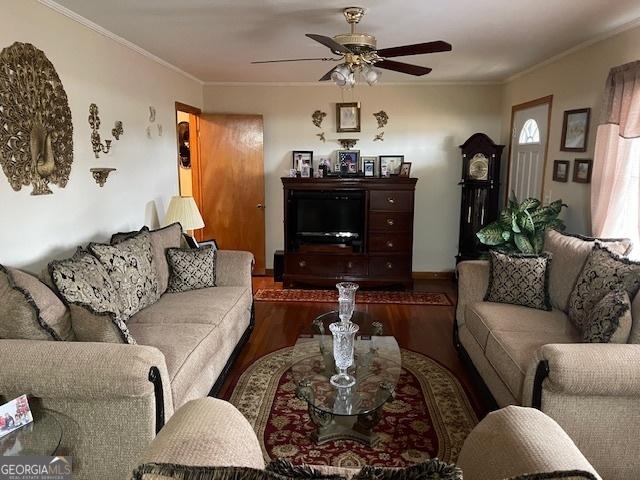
[331,64,352,87]
[164,196,204,231]
[362,65,381,86]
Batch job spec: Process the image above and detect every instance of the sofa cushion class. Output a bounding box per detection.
[465,302,573,350]
[90,229,160,318]
[544,229,632,312]
[129,286,251,327]
[49,249,135,344]
[485,329,580,401]
[582,289,632,343]
[0,265,72,341]
[568,242,640,330]
[485,251,552,311]
[112,223,184,295]
[166,246,216,293]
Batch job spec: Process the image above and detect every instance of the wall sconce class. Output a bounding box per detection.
[112,121,124,140]
[89,103,111,158]
[90,167,116,187]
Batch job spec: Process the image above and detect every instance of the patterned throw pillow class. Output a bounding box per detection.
[568,242,640,330]
[582,289,632,343]
[0,265,72,341]
[508,471,598,480]
[90,230,160,318]
[166,246,216,293]
[485,251,552,311]
[49,249,135,344]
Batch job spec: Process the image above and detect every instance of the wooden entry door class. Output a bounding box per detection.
[194,114,266,274]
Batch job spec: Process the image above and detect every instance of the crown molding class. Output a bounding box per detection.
[506,16,640,83]
[38,0,204,85]
[202,80,502,87]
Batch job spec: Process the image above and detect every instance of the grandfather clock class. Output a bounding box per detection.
[456,133,504,263]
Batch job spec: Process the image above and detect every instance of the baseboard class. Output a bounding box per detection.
[412,271,455,280]
[264,268,274,276]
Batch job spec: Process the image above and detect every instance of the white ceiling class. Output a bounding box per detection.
[51,0,640,83]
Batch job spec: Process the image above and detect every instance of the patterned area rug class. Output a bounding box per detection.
[230,344,477,468]
[254,289,452,306]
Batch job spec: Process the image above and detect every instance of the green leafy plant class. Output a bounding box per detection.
[476,195,567,254]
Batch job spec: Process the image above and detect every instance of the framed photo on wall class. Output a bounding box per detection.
[336,102,361,133]
[552,160,570,182]
[379,155,404,176]
[573,158,593,183]
[338,150,360,175]
[561,108,590,152]
[292,151,313,173]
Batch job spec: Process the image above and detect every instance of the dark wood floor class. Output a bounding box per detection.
[218,277,492,418]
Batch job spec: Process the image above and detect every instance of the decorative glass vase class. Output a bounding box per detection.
[336,282,359,324]
[329,321,359,387]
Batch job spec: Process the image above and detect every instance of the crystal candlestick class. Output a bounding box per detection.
[336,282,359,324]
[329,321,359,387]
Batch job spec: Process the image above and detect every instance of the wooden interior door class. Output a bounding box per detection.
[194,114,266,274]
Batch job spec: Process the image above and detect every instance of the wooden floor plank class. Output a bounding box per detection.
[218,277,491,419]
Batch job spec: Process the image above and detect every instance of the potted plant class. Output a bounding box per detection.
[476,196,566,254]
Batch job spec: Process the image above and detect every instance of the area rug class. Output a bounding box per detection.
[254,289,452,306]
[229,344,477,468]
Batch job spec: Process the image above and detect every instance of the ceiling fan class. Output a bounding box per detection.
[252,7,452,87]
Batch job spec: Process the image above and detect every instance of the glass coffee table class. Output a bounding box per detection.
[290,311,402,446]
[0,409,62,456]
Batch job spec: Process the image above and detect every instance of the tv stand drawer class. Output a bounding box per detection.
[286,254,368,277]
[369,256,411,277]
[369,233,412,253]
[369,212,413,232]
[370,190,413,211]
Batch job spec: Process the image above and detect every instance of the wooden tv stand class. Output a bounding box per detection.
[282,177,417,289]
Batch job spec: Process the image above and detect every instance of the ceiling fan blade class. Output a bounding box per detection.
[252,57,340,64]
[319,67,337,81]
[306,34,352,54]
[377,41,452,58]
[375,60,432,76]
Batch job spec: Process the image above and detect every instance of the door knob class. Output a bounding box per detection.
[257,203,265,209]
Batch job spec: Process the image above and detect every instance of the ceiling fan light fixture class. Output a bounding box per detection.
[362,65,381,85]
[331,63,352,87]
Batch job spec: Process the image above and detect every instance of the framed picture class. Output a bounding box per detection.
[183,236,219,249]
[399,162,412,177]
[379,155,404,176]
[300,164,311,178]
[361,156,377,174]
[561,108,590,152]
[552,160,570,182]
[573,158,593,183]
[292,151,313,173]
[336,102,361,133]
[363,160,375,177]
[338,150,360,175]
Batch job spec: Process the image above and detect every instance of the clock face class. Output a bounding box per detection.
[468,153,489,181]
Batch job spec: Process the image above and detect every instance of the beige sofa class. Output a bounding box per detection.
[0,226,254,480]
[133,398,601,480]
[455,231,640,480]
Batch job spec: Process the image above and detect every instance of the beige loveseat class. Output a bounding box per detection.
[0,225,254,480]
[455,230,640,480]
[133,398,601,480]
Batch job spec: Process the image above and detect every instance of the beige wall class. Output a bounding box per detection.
[501,24,640,234]
[203,84,503,271]
[0,1,202,272]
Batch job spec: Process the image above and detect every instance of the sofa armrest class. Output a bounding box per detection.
[136,398,265,470]
[524,343,640,402]
[457,406,600,480]
[216,250,254,288]
[455,260,489,327]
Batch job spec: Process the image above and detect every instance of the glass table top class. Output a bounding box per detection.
[290,310,402,417]
[0,409,62,456]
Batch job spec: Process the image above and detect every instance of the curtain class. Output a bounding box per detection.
[591,60,640,256]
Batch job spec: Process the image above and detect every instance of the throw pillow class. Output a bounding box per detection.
[568,242,640,330]
[166,245,216,293]
[543,229,632,312]
[485,251,552,311]
[111,223,185,294]
[0,265,73,341]
[90,229,160,318]
[581,289,632,343]
[508,471,598,480]
[49,249,136,344]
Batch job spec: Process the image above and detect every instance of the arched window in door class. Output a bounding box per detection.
[518,118,540,144]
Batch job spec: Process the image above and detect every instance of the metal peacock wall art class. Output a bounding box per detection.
[0,42,74,195]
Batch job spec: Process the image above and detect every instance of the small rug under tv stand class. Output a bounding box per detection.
[282,177,417,289]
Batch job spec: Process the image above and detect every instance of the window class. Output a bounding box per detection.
[518,119,540,144]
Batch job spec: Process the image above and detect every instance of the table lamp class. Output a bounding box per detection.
[164,196,204,235]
